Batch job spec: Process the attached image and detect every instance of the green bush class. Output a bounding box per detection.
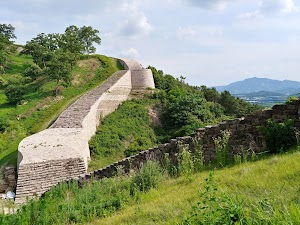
[23,64,42,80]
[131,161,162,193]
[0,117,9,133]
[183,172,244,225]
[4,83,26,104]
[260,119,294,153]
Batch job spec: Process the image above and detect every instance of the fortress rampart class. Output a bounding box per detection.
[15,58,155,203]
[74,101,300,186]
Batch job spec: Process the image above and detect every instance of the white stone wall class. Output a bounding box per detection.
[15,58,155,203]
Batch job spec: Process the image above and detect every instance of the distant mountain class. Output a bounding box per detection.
[215,77,300,95]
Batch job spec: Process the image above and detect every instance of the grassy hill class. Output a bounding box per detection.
[0,51,122,166]
[1,148,299,224]
[94,149,300,224]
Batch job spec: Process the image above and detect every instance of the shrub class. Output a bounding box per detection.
[4,83,26,104]
[183,172,244,225]
[213,130,231,167]
[0,117,9,133]
[260,119,294,154]
[178,144,194,181]
[24,64,42,80]
[130,161,162,193]
[295,130,300,149]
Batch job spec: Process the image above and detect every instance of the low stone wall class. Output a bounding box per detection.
[75,101,300,185]
[15,58,155,203]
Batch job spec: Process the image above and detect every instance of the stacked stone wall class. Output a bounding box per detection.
[75,101,300,185]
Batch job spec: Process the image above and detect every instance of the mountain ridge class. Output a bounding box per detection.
[215,77,300,95]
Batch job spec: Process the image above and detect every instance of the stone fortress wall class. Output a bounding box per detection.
[75,101,300,186]
[15,58,155,203]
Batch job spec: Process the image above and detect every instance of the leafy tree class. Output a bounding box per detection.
[21,33,60,68]
[4,83,26,104]
[0,24,16,73]
[78,26,101,55]
[46,50,71,95]
[0,24,16,50]
[24,64,43,80]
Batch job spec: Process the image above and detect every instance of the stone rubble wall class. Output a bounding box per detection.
[74,101,300,185]
[15,58,155,203]
[0,167,16,194]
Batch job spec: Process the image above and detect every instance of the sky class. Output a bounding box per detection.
[1,0,300,86]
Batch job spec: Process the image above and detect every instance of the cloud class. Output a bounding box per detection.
[260,0,298,13]
[239,0,298,18]
[177,25,224,42]
[119,12,153,39]
[119,48,140,59]
[183,0,232,11]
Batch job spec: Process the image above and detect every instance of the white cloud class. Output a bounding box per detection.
[183,0,232,11]
[119,12,153,39]
[240,0,298,18]
[177,25,224,42]
[260,0,298,13]
[119,48,140,59]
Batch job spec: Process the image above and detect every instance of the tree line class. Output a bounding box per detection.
[148,66,262,137]
[0,24,101,103]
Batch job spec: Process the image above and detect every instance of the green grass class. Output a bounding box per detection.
[88,97,159,171]
[0,53,122,166]
[91,150,300,225]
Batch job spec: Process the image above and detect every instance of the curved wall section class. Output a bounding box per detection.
[15,58,155,203]
[131,69,155,89]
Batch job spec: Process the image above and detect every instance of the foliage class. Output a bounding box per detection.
[295,130,300,149]
[0,117,9,133]
[0,24,16,72]
[88,98,158,170]
[4,83,26,104]
[148,66,261,139]
[178,144,194,182]
[183,172,244,225]
[78,26,101,55]
[213,130,231,167]
[96,149,300,225]
[130,161,162,194]
[23,64,43,80]
[21,25,101,94]
[260,119,294,153]
[193,139,204,172]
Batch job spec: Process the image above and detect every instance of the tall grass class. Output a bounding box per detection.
[95,149,300,225]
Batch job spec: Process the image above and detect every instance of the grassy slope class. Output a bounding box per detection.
[93,150,300,224]
[88,97,160,171]
[0,53,122,166]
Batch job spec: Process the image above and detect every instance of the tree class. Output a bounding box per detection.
[0,24,16,50]
[78,26,101,55]
[0,24,16,73]
[22,33,59,68]
[5,83,26,104]
[46,50,71,95]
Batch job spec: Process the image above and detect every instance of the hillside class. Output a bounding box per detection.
[1,148,299,224]
[94,149,300,224]
[0,51,122,166]
[215,77,300,95]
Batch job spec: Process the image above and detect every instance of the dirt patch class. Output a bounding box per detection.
[72,59,100,86]
[148,107,162,127]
